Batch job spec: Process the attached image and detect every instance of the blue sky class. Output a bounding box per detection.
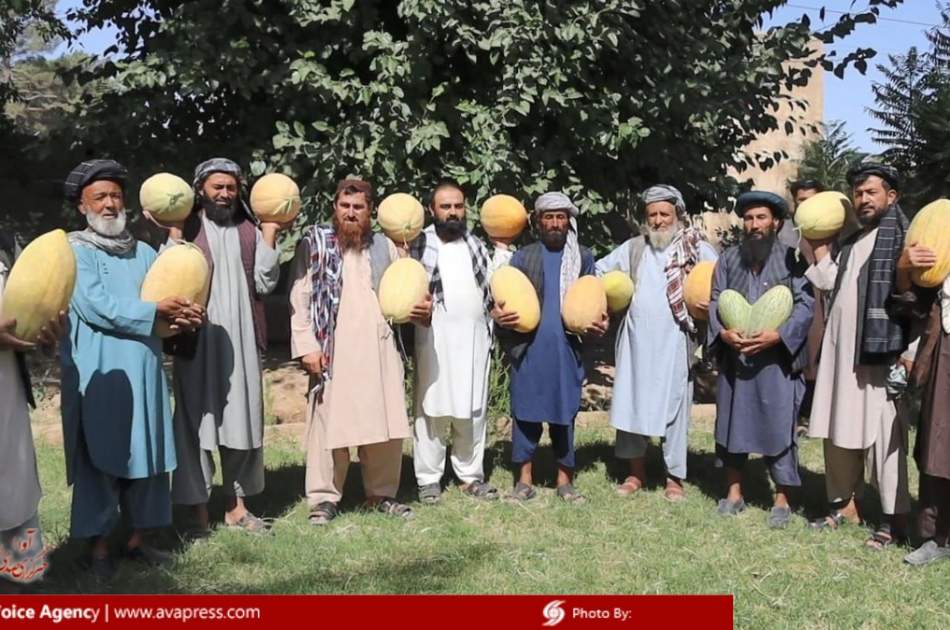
[54,0,942,152]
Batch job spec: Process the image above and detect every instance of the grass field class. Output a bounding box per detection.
[27,410,950,629]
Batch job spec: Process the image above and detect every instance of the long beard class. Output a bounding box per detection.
[200,194,240,225]
[540,227,568,251]
[86,209,128,237]
[333,214,372,251]
[740,230,776,269]
[646,223,680,251]
[435,217,467,242]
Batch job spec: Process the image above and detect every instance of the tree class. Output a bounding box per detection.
[22,0,901,252]
[795,120,865,193]
[867,47,931,175]
[1,0,66,119]
[910,84,950,205]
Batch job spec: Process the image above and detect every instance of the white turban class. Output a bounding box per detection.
[642,184,686,220]
[534,191,579,217]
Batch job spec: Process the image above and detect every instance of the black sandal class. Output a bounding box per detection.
[865,526,907,551]
[462,481,499,501]
[507,482,537,502]
[808,511,852,531]
[308,502,339,526]
[371,497,415,520]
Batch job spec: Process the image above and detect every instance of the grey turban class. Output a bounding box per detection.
[642,184,686,219]
[534,191,579,217]
[193,157,243,189]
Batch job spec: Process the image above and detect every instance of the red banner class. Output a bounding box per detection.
[0,595,732,628]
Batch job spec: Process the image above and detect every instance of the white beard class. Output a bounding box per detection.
[86,209,128,237]
[646,222,681,251]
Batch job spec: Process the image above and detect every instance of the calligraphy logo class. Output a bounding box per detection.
[0,529,49,584]
[542,600,566,627]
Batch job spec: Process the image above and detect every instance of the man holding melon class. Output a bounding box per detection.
[493,191,606,504]
[60,159,204,578]
[595,185,718,502]
[805,163,917,549]
[408,181,516,504]
[148,158,284,535]
[289,179,424,525]
[708,191,814,528]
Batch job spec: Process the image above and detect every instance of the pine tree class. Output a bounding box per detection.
[796,121,866,194]
[867,47,931,174]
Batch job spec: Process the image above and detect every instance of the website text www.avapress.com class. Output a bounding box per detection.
[0,603,261,624]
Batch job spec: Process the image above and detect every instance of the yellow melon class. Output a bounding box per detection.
[480,194,528,240]
[378,193,425,244]
[562,275,607,334]
[140,243,211,337]
[793,191,851,240]
[250,173,302,224]
[0,229,76,342]
[490,265,541,333]
[601,270,635,313]
[139,173,195,222]
[684,261,716,321]
[378,258,429,324]
[906,198,950,288]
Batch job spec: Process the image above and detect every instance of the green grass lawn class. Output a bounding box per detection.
[30,422,950,628]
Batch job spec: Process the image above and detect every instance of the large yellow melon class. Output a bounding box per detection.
[794,191,851,240]
[1,229,76,343]
[601,270,635,314]
[250,173,301,224]
[490,265,541,333]
[684,261,716,321]
[562,275,608,334]
[140,243,211,337]
[378,193,425,244]
[139,173,195,222]
[480,195,528,240]
[906,198,950,288]
[378,258,429,324]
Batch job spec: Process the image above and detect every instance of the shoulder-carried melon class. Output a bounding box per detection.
[562,275,607,334]
[377,258,429,324]
[0,229,76,343]
[684,261,716,320]
[480,195,528,240]
[378,193,425,245]
[906,198,950,288]
[717,285,793,337]
[490,265,541,333]
[794,191,851,240]
[140,243,211,338]
[139,173,195,222]
[250,173,301,224]
[601,270,635,314]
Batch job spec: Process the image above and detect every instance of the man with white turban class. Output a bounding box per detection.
[493,191,606,503]
[597,185,718,500]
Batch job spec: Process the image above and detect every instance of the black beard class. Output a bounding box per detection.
[200,194,240,225]
[541,228,568,251]
[740,230,776,269]
[434,217,467,242]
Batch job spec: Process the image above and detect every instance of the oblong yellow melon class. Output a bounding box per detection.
[906,198,950,288]
[140,243,211,337]
[601,270,635,314]
[378,258,429,324]
[378,193,425,244]
[250,173,301,224]
[1,229,76,342]
[139,173,195,222]
[562,275,607,334]
[684,261,716,321]
[794,191,851,240]
[480,194,528,240]
[490,265,541,333]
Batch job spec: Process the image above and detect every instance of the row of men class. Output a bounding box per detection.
[1,158,947,586]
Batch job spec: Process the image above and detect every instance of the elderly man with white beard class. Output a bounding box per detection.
[596,185,718,501]
[60,159,203,578]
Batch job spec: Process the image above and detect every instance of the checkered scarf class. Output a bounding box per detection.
[862,203,909,357]
[410,225,492,316]
[663,226,705,334]
[305,225,344,392]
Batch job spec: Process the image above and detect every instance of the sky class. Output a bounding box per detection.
[53,0,944,153]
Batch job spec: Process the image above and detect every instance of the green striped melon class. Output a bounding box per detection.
[717,290,751,333]
[718,285,793,336]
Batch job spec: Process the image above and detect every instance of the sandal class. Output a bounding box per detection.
[461,481,499,501]
[865,526,907,551]
[507,482,537,502]
[308,502,339,526]
[371,497,415,520]
[225,511,273,534]
[716,498,746,516]
[125,544,174,567]
[557,483,587,504]
[616,476,643,497]
[418,483,442,505]
[664,480,686,503]
[808,511,854,531]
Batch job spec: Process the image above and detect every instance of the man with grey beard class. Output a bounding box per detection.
[152,158,283,535]
[60,159,203,578]
[596,185,717,501]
